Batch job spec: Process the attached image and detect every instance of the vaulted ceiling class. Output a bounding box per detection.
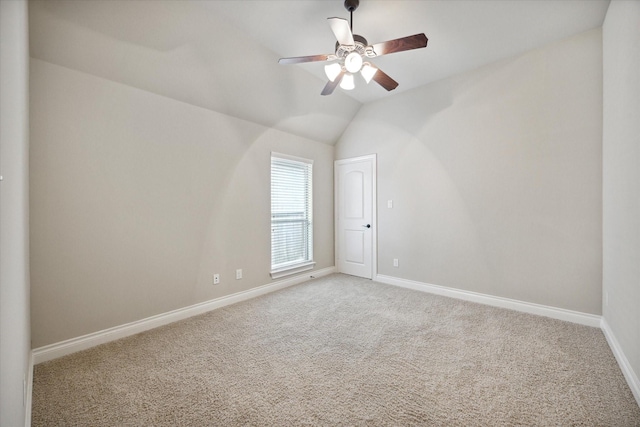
[29,0,609,144]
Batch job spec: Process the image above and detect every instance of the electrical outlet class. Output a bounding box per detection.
[388,200,393,208]
[236,269,243,280]
[213,274,220,285]
[393,258,399,267]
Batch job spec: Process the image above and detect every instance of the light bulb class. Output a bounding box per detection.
[361,63,378,84]
[340,73,355,90]
[344,52,363,74]
[324,63,342,82]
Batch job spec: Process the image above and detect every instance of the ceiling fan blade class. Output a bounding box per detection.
[328,17,355,46]
[368,33,428,57]
[321,72,345,96]
[279,54,335,65]
[372,68,399,91]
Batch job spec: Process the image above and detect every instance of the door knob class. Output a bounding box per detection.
[363,224,371,228]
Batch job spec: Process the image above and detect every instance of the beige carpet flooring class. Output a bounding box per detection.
[32,274,640,426]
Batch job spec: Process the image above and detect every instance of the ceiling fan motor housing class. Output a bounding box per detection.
[335,34,368,59]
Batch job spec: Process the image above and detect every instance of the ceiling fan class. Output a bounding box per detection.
[278,0,428,96]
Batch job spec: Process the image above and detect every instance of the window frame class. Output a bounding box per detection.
[270,152,315,279]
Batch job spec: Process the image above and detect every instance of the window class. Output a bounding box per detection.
[270,153,314,278]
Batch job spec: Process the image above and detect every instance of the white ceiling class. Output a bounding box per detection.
[203,0,610,103]
[29,0,610,144]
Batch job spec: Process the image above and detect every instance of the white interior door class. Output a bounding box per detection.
[335,155,376,279]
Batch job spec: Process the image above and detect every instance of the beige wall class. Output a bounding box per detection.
[337,29,603,314]
[30,59,335,348]
[0,0,30,425]
[602,0,640,393]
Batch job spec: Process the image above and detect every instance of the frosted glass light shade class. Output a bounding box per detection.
[344,52,363,73]
[324,63,342,82]
[361,63,378,83]
[340,73,355,90]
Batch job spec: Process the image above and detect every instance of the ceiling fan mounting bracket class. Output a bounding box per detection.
[344,0,360,13]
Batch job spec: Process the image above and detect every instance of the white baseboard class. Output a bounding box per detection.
[32,267,336,364]
[601,318,640,407]
[375,274,601,327]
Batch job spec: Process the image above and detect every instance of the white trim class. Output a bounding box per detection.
[371,156,377,279]
[334,154,377,279]
[601,318,640,407]
[24,351,33,427]
[335,154,377,165]
[334,162,339,274]
[375,274,601,327]
[32,267,336,364]
[270,261,316,279]
[271,151,314,165]
[270,153,314,273]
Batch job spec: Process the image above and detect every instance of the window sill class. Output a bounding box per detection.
[270,261,316,279]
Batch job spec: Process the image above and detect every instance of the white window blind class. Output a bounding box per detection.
[270,153,314,278]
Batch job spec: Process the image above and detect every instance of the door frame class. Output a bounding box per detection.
[334,154,377,279]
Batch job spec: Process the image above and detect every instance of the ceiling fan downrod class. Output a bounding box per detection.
[344,0,359,31]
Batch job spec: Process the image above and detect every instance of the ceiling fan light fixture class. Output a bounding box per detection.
[278,1,428,96]
[324,63,343,82]
[340,73,355,90]
[361,62,378,83]
[344,52,363,73]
